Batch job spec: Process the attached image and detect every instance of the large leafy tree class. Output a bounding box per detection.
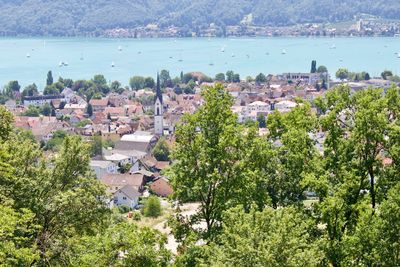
[265,100,319,208]
[64,223,171,266]
[312,85,400,266]
[152,137,171,161]
[203,206,324,267]
[170,84,257,241]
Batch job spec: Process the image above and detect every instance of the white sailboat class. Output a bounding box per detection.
[281,49,287,55]
[111,62,115,67]
[330,44,336,49]
[26,53,30,58]
[118,45,122,51]
[221,46,226,52]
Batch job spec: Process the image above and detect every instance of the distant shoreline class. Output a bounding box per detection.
[0,35,399,40]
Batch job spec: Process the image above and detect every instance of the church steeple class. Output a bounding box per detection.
[154,72,164,136]
[156,72,163,104]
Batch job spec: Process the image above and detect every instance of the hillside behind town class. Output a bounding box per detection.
[1,0,400,35]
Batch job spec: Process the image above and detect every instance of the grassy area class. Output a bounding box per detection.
[303,198,319,208]
[129,199,173,229]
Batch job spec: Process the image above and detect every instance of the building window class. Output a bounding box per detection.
[123,197,127,200]
[157,107,160,115]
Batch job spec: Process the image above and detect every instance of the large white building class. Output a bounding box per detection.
[23,95,64,107]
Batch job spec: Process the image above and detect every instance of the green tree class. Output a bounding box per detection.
[46,70,54,86]
[215,73,225,82]
[232,73,240,82]
[381,70,393,80]
[43,84,60,95]
[22,83,39,97]
[152,137,170,161]
[0,106,14,141]
[335,68,349,80]
[311,85,400,266]
[182,73,194,84]
[311,60,317,73]
[255,73,267,83]
[226,70,234,82]
[41,103,52,116]
[44,130,69,151]
[4,81,21,98]
[92,74,110,94]
[169,84,256,241]
[1,135,109,265]
[246,76,254,82]
[321,79,327,90]
[22,105,41,117]
[129,76,145,90]
[65,223,171,266]
[257,114,266,128]
[144,77,155,89]
[160,69,171,88]
[59,77,74,88]
[0,205,39,266]
[203,206,323,267]
[143,196,162,218]
[91,134,103,157]
[86,103,93,117]
[317,65,328,73]
[110,80,122,93]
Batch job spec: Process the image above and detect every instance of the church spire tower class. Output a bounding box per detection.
[154,73,164,135]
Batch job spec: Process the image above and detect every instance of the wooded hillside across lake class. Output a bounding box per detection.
[1,0,400,35]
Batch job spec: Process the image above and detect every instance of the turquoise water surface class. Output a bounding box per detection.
[0,37,399,89]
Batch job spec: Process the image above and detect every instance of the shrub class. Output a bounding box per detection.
[133,212,142,221]
[143,196,162,218]
[118,205,131,214]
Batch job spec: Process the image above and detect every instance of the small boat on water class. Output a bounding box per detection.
[26,53,30,58]
[59,61,63,67]
[64,62,68,66]
[397,53,400,58]
[281,49,286,55]
[221,46,226,52]
[330,44,336,49]
[111,62,115,67]
[231,53,235,57]
[118,45,122,51]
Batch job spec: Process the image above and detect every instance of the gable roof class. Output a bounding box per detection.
[104,153,130,161]
[117,185,141,199]
[90,160,115,169]
[89,98,108,106]
[101,173,144,187]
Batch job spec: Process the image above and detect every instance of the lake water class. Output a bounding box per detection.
[0,37,400,89]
